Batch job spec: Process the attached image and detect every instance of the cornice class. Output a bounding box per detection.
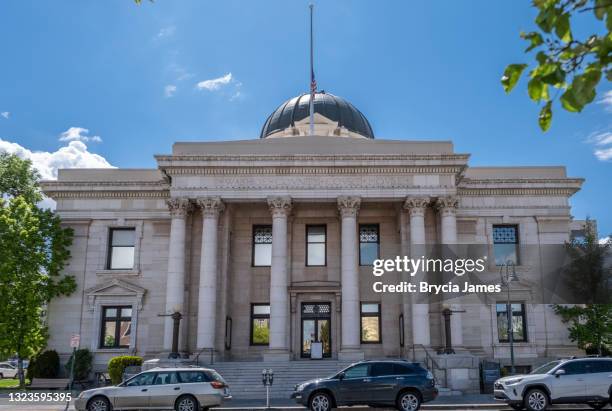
[458,188,580,196]
[155,153,470,162]
[161,165,466,175]
[45,190,170,199]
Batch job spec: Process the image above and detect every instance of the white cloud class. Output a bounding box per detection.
[1,112,9,119]
[197,72,233,91]
[0,138,114,180]
[157,25,176,38]
[598,90,612,112]
[164,84,177,98]
[594,147,612,161]
[600,236,611,245]
[59,127,102,143]
[586,131,612,161]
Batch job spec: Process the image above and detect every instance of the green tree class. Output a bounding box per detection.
[561,220,611,303]
[553,304,612,355]
[0,154,76,388]
[501,0,612,131]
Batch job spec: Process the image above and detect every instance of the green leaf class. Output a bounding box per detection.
[536,8,558,33]
[539,101,553,132]
[560,67,602,113]
[555,13,572,43]
[521,31,544,52]
[528,78,549,102]
[536,51,549,65]
[560,89,581,112]
[594,0,607,19]
[501,64,528,93]
[534,63,566,86]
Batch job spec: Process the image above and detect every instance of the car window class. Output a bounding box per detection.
[344,364,369,379]
[530,361,560,374]
[206,370,224,382]
[178,371,209,383]
[394,364,417,375]
[586,360,612,373]
[0,363,13,369]
[125,372,155,387]
[370,363,395,377]
[559,361,589,375]
[153,372,179,385]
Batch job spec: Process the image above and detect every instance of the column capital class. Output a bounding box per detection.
[435,196,459,216]
[166,197,193,218]
[267,196,292,217]
[337,196,361,218]
[403,197,430,217]
[197,197,225,218]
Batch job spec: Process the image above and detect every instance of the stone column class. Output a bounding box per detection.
[403,197,431,347]
[163,198,192,351]
[196,197,224,350]
[436,196,463,347]
[265,196,292,361]
[337,196,363,360]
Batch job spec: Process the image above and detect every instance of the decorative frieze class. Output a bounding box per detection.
[337,196,361,218]
[197,197,225,218]
[267,196,292,217]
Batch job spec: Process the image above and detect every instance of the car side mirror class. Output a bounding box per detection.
[338,372,345,380]
[554,369,565,377]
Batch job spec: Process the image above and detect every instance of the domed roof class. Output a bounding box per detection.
[260,91,374,139]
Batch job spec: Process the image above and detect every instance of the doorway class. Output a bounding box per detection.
[301,302,331,358]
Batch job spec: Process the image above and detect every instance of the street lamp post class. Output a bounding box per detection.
[500,260,519,375]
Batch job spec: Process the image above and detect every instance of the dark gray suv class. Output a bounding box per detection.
[291,360,438,411]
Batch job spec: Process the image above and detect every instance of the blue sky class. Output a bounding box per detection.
[0,1,610,235]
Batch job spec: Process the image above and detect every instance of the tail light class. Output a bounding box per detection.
[210,381,226,389]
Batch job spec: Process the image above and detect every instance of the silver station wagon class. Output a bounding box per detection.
[75,367,231,411]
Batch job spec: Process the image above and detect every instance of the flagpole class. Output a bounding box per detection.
[309,3,315,136]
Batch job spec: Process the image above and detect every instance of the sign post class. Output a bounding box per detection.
[69,334,80,391]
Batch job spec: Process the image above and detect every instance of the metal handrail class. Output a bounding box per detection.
[194,347,214,366]
[412,344,447,388]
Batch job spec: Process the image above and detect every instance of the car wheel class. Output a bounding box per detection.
[397,390,421,411]
[309,391,332,411]
[87,396,110,411]
[587,402,607,410]
[524,388,549,411]
[175,395,198,411]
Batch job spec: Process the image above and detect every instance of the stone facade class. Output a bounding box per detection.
[41,135,586,377]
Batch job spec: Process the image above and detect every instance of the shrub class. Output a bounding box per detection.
[108,356,142,385]
[65,349,93,381]
[27,350,60,379]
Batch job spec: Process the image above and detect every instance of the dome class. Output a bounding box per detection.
[260,91,374,139]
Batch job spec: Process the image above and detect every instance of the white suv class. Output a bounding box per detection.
[0,362,18,379]
[494,358,612,411]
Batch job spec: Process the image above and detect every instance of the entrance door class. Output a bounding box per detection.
[301,302,331,358]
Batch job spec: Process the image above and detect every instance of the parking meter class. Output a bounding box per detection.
[262,368,274,408]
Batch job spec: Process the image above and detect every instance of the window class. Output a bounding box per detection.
[100,306,132,348]
[589,360,612,373]
[493,225,519,265]
[559,361,589,375]
[360,303,381,343]
[496,303,527,342]
[344,364,369,379]
[394,363,418,375]
[250,304,270,345]
[252,225,272,266]
[178,371,209,383]
[153,371,179,385]
[306,225,326,266]
[108,228,136,269]
[125,372,155,387]
[359,224,380,266]
[370,362,394,377]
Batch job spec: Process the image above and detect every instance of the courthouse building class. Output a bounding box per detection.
[42,92,586,378]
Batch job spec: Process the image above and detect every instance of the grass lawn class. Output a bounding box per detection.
[0,378,29,389]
